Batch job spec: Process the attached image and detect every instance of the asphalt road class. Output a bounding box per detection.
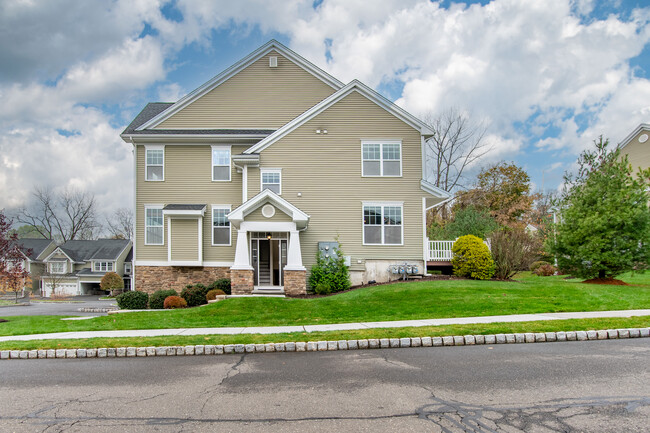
[1,339,649,432]
[0,296,114,317]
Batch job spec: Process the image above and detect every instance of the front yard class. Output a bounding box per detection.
[2,272,649,338]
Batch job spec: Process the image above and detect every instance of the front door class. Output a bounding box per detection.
[251,234,288,287]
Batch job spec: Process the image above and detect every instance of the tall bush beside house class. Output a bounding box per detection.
[100,272,124,296]
[490,227,542,280]
[551,137,650,280]
[308,245,351,295]
[149,289,178,309]
[451,235,495,280]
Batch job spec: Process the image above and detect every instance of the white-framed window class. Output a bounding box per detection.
[260,168,282,194]
[50,262,66,274]
[212,205,231,246]
[145,145,164,181]
[212,145,231,181]
[361,140,402,177]
[93,262,114,272]
[145,205,164,245]
[362,202,403,245]
[124,263,132,274]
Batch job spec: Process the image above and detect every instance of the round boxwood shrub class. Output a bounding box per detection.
[206,289,225,300]
[116,290,149,310]
[209,278,231,295]
[149,289,178,309]
[163,295,187,309]
[534,263,556,276]
[451,235,495,280]
[181,284,210,307]
[530,260,551,273]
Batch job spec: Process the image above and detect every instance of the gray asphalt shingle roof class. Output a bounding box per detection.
[163,204,206,211]
[58,239,130,262]
[17,239,55,260]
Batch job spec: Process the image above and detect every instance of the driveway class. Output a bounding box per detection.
[0,295,116,317]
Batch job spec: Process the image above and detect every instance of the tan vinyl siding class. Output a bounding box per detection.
[171,219,199,261]
[114,243,132,277]
[621,129,650,172]
[256,91,431,270]
[156,51,337,130]
[246,205,293,222]
[135,145,249,262]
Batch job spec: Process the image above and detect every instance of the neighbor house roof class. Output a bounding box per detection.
[17,239,55,261]
[58,239,131,262]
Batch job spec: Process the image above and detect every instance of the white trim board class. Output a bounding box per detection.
[136,40,344,131]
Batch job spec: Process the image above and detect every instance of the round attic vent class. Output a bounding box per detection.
[262,204,276,218]
[639,134,648,143]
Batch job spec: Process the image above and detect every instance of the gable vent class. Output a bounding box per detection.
[269,56,278,68]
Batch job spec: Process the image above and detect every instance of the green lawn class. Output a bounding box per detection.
[1,272,649,337]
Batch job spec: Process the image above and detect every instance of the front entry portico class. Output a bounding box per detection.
[228,190,309,295]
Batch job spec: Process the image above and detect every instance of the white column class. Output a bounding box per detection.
[231,229,253,270]
[285,230,306,271]
[242,165,248,204]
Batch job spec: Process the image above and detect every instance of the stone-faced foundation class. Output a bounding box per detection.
[283,270,307,296]
[134,266,229,294]
[231,269,254,295]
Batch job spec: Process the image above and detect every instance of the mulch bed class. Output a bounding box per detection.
[288,274,462,299]
[582,278,630,286]
[0,319,8,323]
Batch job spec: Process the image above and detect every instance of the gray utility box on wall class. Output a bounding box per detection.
[318,242,339,260]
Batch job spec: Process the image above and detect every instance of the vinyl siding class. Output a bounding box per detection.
[135,144,249,262]
[156,51,337,130]
[246,205,293,222]
[171,219,199,261]
[254,91,432,270]
[621,129,650,172]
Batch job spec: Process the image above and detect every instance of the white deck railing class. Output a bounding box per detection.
[427,238,491,261]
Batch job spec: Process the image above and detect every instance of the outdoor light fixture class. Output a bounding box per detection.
[266,232,272,240]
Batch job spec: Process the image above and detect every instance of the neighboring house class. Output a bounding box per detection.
[41,239,132,297]
[16,239,57,295]
[619,123,650,173]
[121,40,450,296]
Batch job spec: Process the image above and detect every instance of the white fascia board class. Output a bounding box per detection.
[619,123,650,149]
[163,209,205,217]
[43,247,74,263]
[244,80,434,155]
[136,40,343,131]
[228,189,310,222]
[121,134,270,144]
[420,179,452,199]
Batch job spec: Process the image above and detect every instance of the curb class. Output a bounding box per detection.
[1,327,649,361]
[77,307,118,313]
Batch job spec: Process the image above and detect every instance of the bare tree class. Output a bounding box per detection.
[106,207,133,240]
[16,187,101,242]
[424,108,492,193]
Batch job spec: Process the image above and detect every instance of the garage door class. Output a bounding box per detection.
[44,282,78,297]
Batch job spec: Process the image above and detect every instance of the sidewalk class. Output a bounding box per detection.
[2,309,649,342]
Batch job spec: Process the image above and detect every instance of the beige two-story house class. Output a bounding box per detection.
[619,123,650,173]
[41,239,132,297]
[121,40,449,296]
[17,238,57,294]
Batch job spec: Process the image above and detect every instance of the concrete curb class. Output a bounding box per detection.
[2,327,648,361]
[77,307,118,313]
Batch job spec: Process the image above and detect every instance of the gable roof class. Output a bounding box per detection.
[228,189,310,229]
[56,239,131,262]
[135,40,344,132]
[16,239,55,261]
[619,123,650,149]
[243,80,435,155]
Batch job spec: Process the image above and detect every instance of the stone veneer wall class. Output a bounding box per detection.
[135,266,230,294]
[231,269,254,295]
[283,270,306,296]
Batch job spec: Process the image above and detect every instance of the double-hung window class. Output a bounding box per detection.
[361,141,402,176]
[212,146,231,181]
[50,262,66,274]
[363,203,403,245]
[93,262,114,272]
[145,206,164,245]
[145,145,164,181]
[124,263,132,274]
[212,206,231,246]
[261,169,281,194]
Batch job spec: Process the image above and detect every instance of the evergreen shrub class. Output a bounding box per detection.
[206,289,225,300]
[181,284,209,307]
[209,278,231,295]
[116,290,149,310]
[149,289,178,309]
[451,235,495,280]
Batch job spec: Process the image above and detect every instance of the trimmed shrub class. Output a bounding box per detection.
[313,282,332,295]
[308,244,350,294]
[208,278,231,295]
[530,261,551,272]
[181,284,209,307]
[100,272,124,296]
[116,290,149,310]
[206,289,225,300]
[149,289,178,309]
[534,263,556,276]
[164,295,187,309]
[451,235,495,280]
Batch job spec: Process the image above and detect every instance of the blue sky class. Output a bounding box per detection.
[1,0,649,215]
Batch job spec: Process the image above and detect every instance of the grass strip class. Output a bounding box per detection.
[1,316,648,351]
